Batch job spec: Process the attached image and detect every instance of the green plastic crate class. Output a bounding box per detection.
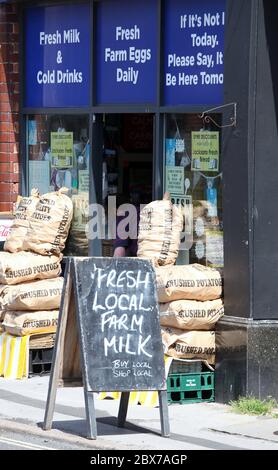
[167,372,215,404]
[170,360,202,375]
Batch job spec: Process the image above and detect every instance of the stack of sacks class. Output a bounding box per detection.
[0,188,73,341]
[137,193,183,267]
[156,263,224,365]
[0,278,63,336]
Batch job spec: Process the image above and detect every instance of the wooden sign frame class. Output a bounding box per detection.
[43,257,170,440]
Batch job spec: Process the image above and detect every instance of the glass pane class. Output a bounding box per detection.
[27,114,89,256]
[164,113,223,269]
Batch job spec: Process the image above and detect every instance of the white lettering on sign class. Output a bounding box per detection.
[91,265,154,361]
[40,30,61,45]
[39,29,81,46]
[100,311,144,333]
[37,69,83,85]
[93,268,150,290]
[116,25,140,41]
[37,28,83,87]
[191,33,218,48]
[111,359,153,378]
[93,292,151,313]
[166,8,225,91]
[129,47,151,64]
[178,73,198,86]
[168,53,195,67]
[104,334,152,357]
[117,67,138,85]
[203,13,221,27]
[63,29,80,44]
[102,24,152,87]
[105,48,127,62]
[200,71,223,85]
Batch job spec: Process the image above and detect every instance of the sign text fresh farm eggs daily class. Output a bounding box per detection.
[96,0,157,104]
[164,0,226,105]
[24,4,90,107]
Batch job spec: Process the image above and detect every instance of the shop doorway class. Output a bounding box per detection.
[101,113,154,257]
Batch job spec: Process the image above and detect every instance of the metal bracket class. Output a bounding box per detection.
[199,102,237,129]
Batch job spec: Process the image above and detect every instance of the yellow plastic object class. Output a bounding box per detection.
[0,333,29,379]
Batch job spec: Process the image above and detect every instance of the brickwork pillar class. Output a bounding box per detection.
[0,2,19,212]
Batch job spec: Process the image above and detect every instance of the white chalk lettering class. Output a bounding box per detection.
[93,291,105,312]
[104,336,117,356]
[103,334,151,357]
[101,312,145,332]
[118,294,131,310]
[107,270,117,288]
[93,267,150,290]
[113,369,131,377]
[126,271,136,288]
[130,315,143,334]
[105,293,118,310]
[112,360,130,369]
[137,335,152,358]
[134,369,152,377]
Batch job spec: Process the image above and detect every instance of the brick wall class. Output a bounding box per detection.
[0,2,19,212]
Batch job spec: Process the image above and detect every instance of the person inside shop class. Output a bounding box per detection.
[113,190,142,257]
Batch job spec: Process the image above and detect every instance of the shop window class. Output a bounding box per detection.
[164,113,223,269]
[27,114,89,256]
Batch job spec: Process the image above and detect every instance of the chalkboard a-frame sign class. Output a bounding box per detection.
[43,257,170,439]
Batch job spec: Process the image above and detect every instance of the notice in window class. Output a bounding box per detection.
[29,160,50,195]
[78,170,89,192]
[206,229,224,268]
[165,166,184,195]
[191,131,219,172]
[51,132,73,168]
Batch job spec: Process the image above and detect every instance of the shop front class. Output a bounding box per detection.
[1,0,278,401]
[22,0,225,260]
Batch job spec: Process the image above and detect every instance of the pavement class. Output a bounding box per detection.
[0,375,278,450]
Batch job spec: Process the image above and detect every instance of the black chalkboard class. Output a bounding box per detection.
[73,257,166,392]
[44,256,170,440]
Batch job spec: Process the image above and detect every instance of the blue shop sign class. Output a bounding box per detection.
[164,0,226,106]
[96,0,157,105]
[24,4,90,108]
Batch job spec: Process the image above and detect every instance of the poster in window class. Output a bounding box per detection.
[78,170,89,192]
[191,131,219,172]
[165,166,184,195]
[51,132,73,168]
